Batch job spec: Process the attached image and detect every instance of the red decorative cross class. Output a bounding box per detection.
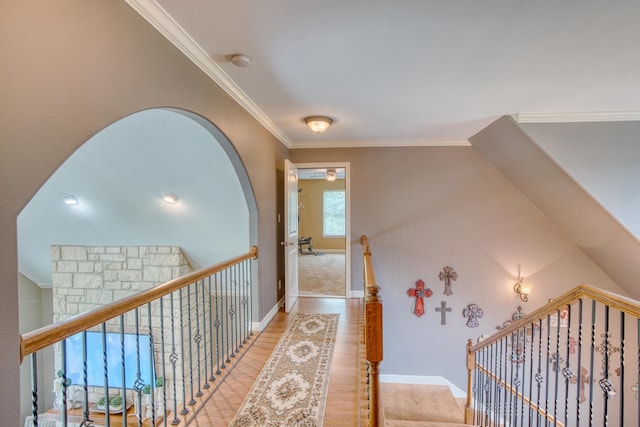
[407,279,433,317]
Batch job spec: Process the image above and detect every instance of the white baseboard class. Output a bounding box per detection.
[379,375,466,398]
[252,296,284,332]
[349,290,364,298]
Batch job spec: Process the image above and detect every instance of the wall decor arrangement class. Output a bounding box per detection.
[438,266,457,296]
[463,303,483,328]
[406,279,432,317]
[435,301,452,325]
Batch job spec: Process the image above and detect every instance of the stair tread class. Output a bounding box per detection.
[382,383,464,424]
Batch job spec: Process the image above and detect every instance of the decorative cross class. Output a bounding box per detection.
[569,337,577,354]
[438,266,457,296]
[569,367,592,403]
[435,301,452,325]
[549,352,564,372]
[632,383,638,400]
[594,333,621,377]
[463,303,483,328]
[406,279,433,317]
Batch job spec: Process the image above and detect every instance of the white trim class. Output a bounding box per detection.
[252,296,284,332]
[349,290,364,298]
[379,375,466,398]
[513,111,640,124]
[124,0,292,148]
[290,138,470,149]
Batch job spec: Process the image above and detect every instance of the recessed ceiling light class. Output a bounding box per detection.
[62,194,79,206]
[161,192,179,204]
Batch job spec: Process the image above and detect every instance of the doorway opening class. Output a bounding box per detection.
[295,162,350,298]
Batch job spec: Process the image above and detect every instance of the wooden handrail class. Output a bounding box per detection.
[361,235,383,427]
[469,284,640,354]
[20,246,258,362]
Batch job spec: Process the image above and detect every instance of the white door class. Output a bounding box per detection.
[283,159,299,312]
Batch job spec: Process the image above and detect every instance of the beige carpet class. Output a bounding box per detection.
[381,384,464,425]
[229,313,339,426]
[298,253,345,297]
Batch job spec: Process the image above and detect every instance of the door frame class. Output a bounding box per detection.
[294,162,351,297]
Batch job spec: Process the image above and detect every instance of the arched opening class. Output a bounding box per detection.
[17,108,257,420]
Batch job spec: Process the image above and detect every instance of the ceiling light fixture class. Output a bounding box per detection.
[230,53,252,68]
[304,116,333,134]
[326,169,337,182]
[62,194,79,206]
[161,192,179,204]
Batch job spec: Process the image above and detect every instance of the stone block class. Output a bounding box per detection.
[78,262,94,273]
[74,273,103,289]
[51,246,61,261]
[118,270,142,282]
[61,246,88,261]
[104,262,123,270]
[127,247,139,258]
[143,266,172,282]
[149,254,181,266]
[88,247,106,254]
[103,270,118,281]
[156,247,171,254]
[57,261,78,272]
[52,273,73,288]
[106,247,122,254]
[99,253,126,262]
[127,258,143,270]
[84,290,114,304]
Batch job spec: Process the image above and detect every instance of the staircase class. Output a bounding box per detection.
[381,384,468,427]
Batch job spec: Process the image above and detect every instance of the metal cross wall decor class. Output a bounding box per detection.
[463,303,483,328]
[435,301,452,325]
[438,266,457,296]
[407,279,433,317]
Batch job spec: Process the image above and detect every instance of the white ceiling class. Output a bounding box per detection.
[131,0,640,147]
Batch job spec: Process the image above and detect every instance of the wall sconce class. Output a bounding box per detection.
[513,264,533,302]
[304,116,333,134]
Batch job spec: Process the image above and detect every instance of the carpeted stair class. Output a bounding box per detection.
[382,383,467,427]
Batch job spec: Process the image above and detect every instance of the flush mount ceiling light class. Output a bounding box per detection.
[62,194,79,206]
[230,53,252,68]
[304,116,333,134]
[161,192,179,204]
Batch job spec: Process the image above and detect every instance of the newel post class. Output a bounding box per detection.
[465,338,474,424]
[366,284,383,427]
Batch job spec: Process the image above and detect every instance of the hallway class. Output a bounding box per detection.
[191,297,363,426]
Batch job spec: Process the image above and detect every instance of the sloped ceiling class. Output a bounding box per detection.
[470,117,640,300]
[17,109,250,286]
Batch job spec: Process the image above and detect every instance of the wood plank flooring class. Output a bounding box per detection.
[190,297,363,426]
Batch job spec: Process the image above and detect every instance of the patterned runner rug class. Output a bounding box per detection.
[229,313,339,426]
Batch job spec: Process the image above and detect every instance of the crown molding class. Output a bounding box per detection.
[289,138,470,149]
[125,0,292,147]
[513,112,640,124]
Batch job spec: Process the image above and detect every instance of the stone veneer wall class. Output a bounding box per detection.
[51,245,194,404]
[51,245,192,321]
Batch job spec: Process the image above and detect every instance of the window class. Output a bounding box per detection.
[323,190,345,237]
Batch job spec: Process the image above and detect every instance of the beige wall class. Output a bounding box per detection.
[298,179,346,251]
[2,1,285,423]
[291,146,625,388]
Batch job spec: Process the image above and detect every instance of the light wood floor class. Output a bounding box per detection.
[189,297,363,426]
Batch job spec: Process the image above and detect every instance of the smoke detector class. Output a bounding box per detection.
[230,54,252,68]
